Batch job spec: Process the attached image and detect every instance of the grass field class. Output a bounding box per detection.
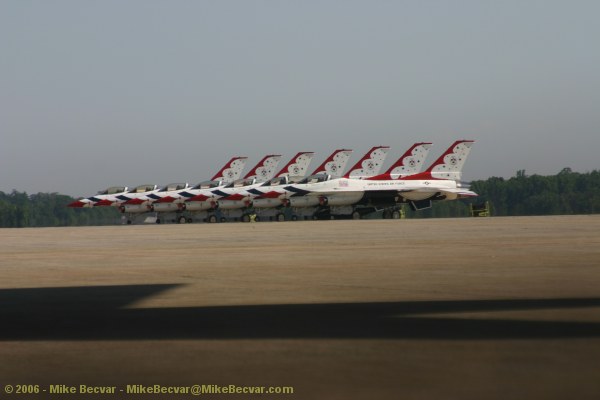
[1,215,599,399]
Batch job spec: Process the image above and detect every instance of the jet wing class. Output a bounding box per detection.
[397,187,478,198]
[442,188,479,197]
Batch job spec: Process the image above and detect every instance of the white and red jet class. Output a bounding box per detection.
[214,151,316,210]
[247,148,355,210]
[147,156,249,220]
[66,157,249,224]
[111,157,249,223]
[188,149,355,222]
[282,140,476,218]
[67,186,129,208]
[179,154,283,216]
[68,184,160,210]
[249,145,392,210]
[204,146,390,220]
[181,151,321,223]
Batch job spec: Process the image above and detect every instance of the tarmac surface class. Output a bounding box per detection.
[1,215,600,399]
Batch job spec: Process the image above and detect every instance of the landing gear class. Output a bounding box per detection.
[351,210,361,220]
[178,216,186,224]
[276,213,285,222]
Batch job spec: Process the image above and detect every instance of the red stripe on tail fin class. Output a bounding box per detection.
[243,155,282,182]
[311,149,353,178]
[367,143,432,180]
[404,140,475,181]
[275,152,315,178]
[385,142,432,177]
[211,157,248,183]
[343,146,390,179]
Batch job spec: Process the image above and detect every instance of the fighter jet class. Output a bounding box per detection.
[208,148,354,221]
[251,142,431,220]
[267,145,391,210]
[180,154,282,221]
[203,146,390,222]
[117,156,251,223]
[67,186,129,208]
[216,152,315,203]
[249,148,354,211]
[67,157,249,223]
[119,182,189,223]
[98,184,159,209]
[201,151,315,221]
[284,140,475,219]
[148,156,248,223]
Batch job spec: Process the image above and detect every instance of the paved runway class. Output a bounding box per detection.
[1,216,599,399]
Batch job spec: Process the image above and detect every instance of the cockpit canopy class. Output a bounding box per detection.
[261,176,289,187]
[297,174,330,184]
[192,180,222,189]
[226,178,256,188]
[97,186,127,195]
[129,184,157,193]
[159,183,188,192]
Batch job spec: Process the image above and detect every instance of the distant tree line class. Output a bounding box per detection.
[0,191,120,227]
[408,168,600,218]
[473,168,600,216]
[1,168,599,227]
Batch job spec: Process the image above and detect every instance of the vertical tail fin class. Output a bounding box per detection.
[420,140,475,181]
[244,154,282,182]
[343,146,390,179]
[385,142,432,178]
[311,149,353,178]
[276,152,315,179]
[211,157,248,183]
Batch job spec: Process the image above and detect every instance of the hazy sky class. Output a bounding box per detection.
[2,0,599,196]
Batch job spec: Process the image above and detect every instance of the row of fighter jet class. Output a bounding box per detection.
[68,140,476,223]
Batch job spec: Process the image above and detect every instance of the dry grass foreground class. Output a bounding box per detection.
[1,215,600,399]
